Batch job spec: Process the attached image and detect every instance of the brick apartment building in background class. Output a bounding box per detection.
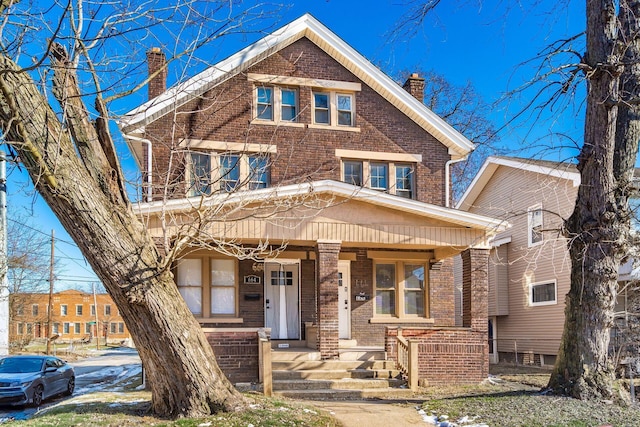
[10,289,131,345]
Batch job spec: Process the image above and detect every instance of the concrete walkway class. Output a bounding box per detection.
[311,400,425,426]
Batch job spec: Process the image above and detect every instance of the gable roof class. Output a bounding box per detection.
[456,156,580,211]
[119,13,474,159]
[135,179,506,232]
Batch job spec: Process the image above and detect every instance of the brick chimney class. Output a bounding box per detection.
[403,73,425,103]
[146,47,167,100]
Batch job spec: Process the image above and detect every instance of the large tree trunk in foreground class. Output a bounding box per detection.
[0,49,246,418]
[548,0,640,401]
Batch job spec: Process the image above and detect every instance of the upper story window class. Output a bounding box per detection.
[60,304,68,316]
[341,159,415,199]
[255,86,298,123]
[32,304,38,316]
[76,304,83,316]
[530,280,556,306]
[105,304,111,316]
[528,205,543,247]
[313,92,355,127]
[188,152,271,197]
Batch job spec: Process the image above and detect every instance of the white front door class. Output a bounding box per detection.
[264,262,300,339]
[338,260,351,339]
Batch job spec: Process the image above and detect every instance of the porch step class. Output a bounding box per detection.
[273,378,404,391]
[339,347,386,361]
[273,368,401,381]
[272,360,397,371]
[273,387,414,400]
[271,347,386,362]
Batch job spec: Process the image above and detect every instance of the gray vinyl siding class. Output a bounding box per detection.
[465,166,577,356]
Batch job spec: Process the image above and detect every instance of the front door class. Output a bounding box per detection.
[264,261,300,339]
[338,260,351,339]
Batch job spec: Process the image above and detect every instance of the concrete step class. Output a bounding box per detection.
[273,387,414,400]
[271,349,321,362]
[273,368,401,381]
[272,359,396,371]
[338,348,386,361]
[273,378,405,391]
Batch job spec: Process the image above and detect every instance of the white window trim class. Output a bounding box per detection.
[75,304,83,316]
[528,204,544,247]
[60,304,68,316]
[340,159,416,198]
[104,305,112,316]
[529,280,557,306]
[372,259,430,320]
[311,91,357,129]
[252,85,305,127]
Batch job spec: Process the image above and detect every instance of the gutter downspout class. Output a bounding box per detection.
[445,156,466,208]
[126,135,153,202]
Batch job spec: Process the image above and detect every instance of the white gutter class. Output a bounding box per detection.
[445,156,466,207]
[126,135,153,202]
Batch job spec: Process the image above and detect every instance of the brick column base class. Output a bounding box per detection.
[315,240,341,359]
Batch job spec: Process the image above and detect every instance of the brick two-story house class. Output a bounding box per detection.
[119,14,505,384]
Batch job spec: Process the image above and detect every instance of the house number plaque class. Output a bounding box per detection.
[244,275,262,285]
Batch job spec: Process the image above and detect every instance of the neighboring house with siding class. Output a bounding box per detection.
[458,156,637,367]
[119,14,505,385]
[10,289,130,346]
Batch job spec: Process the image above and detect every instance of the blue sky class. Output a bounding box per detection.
[5,0,586,290]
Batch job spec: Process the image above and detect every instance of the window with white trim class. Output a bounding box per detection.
[60,304,68,316]
[76,304,83,316]
[74,322,81,334]
[63,322,70,334]
[210,259,236,315]
[341,160,415,198]
[177,258,203,316]
[313,91,355,127]
[255,86,299,123]
[52,323,59,335]
[104,305,111,316]
[85,323,92,334]
[530,280,556,306]
[374,261,428,318]
[32,304,38,316]
[528,205,543,246]
[90,305,96,316]
[188,152,270,196]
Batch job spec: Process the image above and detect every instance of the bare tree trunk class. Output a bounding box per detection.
[548,0,640,401]
[0,47,246,419]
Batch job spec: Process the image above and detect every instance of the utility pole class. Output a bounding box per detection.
[46,230,54,355]
[93,283,99,350]
[0,151,8,355]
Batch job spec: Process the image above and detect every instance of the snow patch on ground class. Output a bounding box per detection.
[417,406,489,427]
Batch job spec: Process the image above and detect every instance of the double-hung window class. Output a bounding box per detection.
[189,152,212,196]
[32,304,38,316]
[248,155,269,189]
[528,205,543,246]
[343,161,363,186]
[177,257,238,318]
[210,259,236,315]
[188,151,271,196]
[341,160,414,199]
[220,155,240,192]
[374,260,428,318]
[177,258,203,316]
[76,305,83,316]
[255,86,298,123]
[395,164,414,199]
[370,163,388,190]
[313,91,355,127]
[61,305,68,316]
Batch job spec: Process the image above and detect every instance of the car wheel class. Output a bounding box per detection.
[32,385,43,407]
[64,376,75,396]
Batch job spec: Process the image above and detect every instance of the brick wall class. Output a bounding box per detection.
[144,37,450,205]
[204,329,260,383]
[429,257,455,326]
[315,241,341,358]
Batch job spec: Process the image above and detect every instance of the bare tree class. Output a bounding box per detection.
[394,0,640,402]
[0,0,290,417]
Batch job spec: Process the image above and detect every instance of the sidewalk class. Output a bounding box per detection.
[311,400,426,426]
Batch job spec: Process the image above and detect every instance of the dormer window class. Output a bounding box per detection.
[255,86,299,123]
[341,158,414,199]
[188,151,271,196]
[313,91,355,127]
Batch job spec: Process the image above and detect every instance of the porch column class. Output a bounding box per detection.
[461,248,489,331]
[315,240,341,360]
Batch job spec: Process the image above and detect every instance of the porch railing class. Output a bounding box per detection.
[396,333,419,391]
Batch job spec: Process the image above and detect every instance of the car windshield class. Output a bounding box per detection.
[0,357,43,373]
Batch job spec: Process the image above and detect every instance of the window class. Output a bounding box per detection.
[26,323,33,335]
[110,323,117,334]
[61,304,68,316]
[16,306,23,316]
[76,305,83,316]
[32,304,38,316]
[189,152,212,196]
[528,205,543,246]
[255,86,298,123]
[220,155,240,192]
[256,87,273,120]
[313,91,355,127]
[187,152,271,196]
[90,305,96,316]
[17,323,24,335]
[63,322,70,334]
[395,165,414,199]
[530,281,557,306]
[248,155,269,189]
[118,323,124,334]
[210,259,236,315]
[341,160,415,198]
[52,323,59,335]
[177,258,203,316]
[104,305,111,316]
[343,161,363,186]
[74,322,81,334]
[85,323,92,334]
[374,261,428,318]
